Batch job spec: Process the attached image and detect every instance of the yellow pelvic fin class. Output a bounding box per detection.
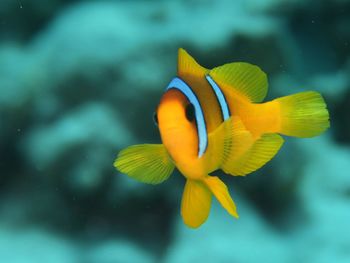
[209,116,284,176]
[177,48,208,78]
[181,179,212,228]
[114,144,175,185]
[275,91,330,138]
[209,62,268,102]
[203,176,238,218]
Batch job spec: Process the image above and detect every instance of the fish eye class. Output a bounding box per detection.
[153,112,158,126]
[185,103,195,122]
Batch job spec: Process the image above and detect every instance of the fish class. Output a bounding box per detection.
[114,48,330,228]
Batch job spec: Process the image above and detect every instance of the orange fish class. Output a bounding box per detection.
[114,49,330,228]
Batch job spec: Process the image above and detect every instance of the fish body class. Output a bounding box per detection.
[115,49,330,228]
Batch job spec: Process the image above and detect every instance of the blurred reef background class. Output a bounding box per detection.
[1,0,350,262]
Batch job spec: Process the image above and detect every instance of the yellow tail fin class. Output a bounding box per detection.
[276,91,330,138]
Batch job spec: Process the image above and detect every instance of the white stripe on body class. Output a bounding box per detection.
[206,75,230,121]
[166,77,208,157]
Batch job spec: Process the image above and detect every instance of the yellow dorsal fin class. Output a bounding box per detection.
[208,116,283,176]
[178,48,208,77]
[209,62,268,102]
[181,179,212,228]
[114,144,175,185]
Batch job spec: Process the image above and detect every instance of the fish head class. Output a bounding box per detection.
[156,89,199,161]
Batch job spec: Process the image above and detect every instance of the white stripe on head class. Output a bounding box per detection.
[206,75,230,121]
[166,77,208,157]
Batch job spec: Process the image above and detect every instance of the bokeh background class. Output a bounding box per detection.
[1,0,350,262]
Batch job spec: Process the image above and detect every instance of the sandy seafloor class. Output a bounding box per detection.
[0,0,350,262]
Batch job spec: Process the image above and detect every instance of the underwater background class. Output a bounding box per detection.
[1,0,350,262]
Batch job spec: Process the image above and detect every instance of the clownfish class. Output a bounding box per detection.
[114,49,329,228]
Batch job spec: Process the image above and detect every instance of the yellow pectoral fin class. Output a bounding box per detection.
[208,116,284,176]
[209,62,268,102]
[207,116,254,173]
[222,133,284,176]
[203,176,238,218]
[114,144,175,185]
[181,179,212,228]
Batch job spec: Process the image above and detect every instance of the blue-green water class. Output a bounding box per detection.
[0,0,349,262]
